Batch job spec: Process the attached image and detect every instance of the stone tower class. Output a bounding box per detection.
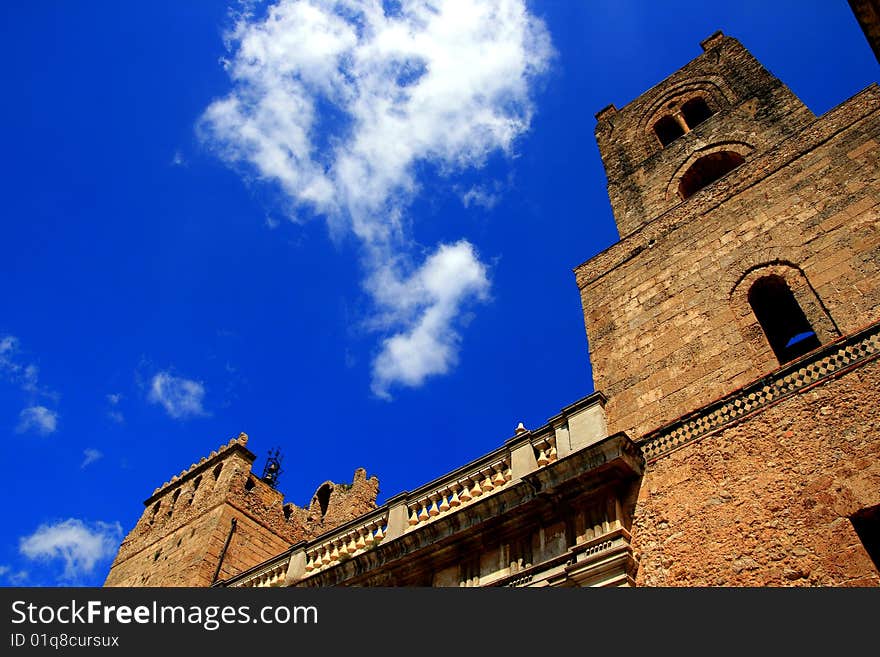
[578,31,880,441]
[578,32,880,585]
[104,433,379,586]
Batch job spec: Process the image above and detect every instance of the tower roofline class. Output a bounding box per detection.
[594,30,735,127]
[142,432,255,505]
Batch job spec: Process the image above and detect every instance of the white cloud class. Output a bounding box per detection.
[0,335,26,386]
[371,240,489,397]
[0,334,60,406]
[16,406,58,435]
[19,519,122,582]
[200,0,553,396]
[0,565,26,586]
[148,371,207,419]
[0,335,17,358]
[8,570,29,585]
[461,185,501,210]
[81,449,103,469]
[106,393,124,423]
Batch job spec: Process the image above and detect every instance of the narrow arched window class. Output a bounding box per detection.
[748,275,821,364]
[167,489,180,517]
[681,97,713,129]
[316,483,333,518]
[653,115,684,146]
[188,475,202,506]
[678,151,744,199]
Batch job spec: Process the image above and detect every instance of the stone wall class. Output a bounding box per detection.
[105,432,380,586]
[594,34,815,238]
[632,357,880,586]
[578,84,880,441]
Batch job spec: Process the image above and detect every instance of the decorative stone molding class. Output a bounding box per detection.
[639,319,880,462]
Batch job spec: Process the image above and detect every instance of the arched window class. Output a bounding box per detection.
[748,275,821,363]
[681,97,713,129]
[652,96,716,149]
[167,489,180,517]
[654,115,684,146]
[678,151,745,199]
[316,483,333,518]
[188,475,202,506]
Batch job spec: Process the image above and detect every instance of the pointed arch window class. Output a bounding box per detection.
[748,275,820,363]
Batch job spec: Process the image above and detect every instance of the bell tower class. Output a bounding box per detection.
[593,31,815,239]
[575,31,880,440]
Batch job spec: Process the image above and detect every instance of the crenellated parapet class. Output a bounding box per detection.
[105,431,380,587]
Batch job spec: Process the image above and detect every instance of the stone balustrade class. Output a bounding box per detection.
[220,391,611,587]
[229,551,291,588]
[531,434,558,467]
[303,512,389,575]
[404,457,512,530]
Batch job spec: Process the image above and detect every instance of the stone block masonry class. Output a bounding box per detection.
[104,433,379,586]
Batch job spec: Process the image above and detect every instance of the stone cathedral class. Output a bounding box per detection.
[105,30,880,588]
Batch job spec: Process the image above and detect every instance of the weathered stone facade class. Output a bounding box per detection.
[633,355,880,586]
[579,32,880,442]
[106,28,879,588]
[104,433,379,586]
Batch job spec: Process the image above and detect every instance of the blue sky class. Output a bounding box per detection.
[0,1,875,586]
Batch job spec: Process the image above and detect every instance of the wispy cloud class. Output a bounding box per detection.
[19,519,122,583]
[200,0,553,398]
[461,184,502,210]
[106,393,124,424]
[81,449,104,469]
[148,371,208,419]
[0,565,29,585]
[8,570,29,585]
[1,335,61,427]
[0,336,57,399]
[16,406,58,435]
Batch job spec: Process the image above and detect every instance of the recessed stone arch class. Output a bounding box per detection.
[728,260,840,369]
[640,77,737,155]
[312,482,334,518]
[665,141,753,202]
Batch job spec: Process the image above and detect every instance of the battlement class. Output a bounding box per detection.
[145,432,253,502]
[105,433,379,586]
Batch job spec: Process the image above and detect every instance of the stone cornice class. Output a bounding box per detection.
[639,319,880,462]
[293,433,643,587]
